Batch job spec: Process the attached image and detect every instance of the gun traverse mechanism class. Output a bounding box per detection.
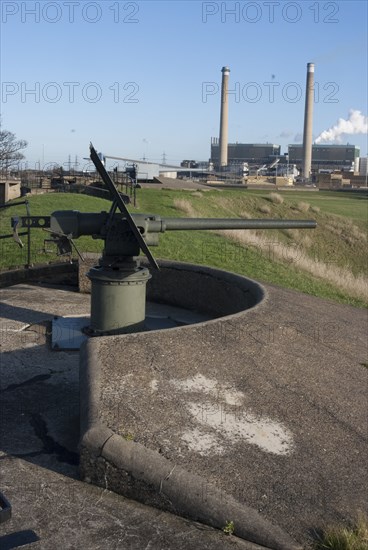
[12,143,317,335]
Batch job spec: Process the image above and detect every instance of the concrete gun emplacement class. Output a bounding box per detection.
[12,143,317,335]
[47,210,316,336]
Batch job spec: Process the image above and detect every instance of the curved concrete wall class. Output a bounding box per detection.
[1,257,266,319]
[0,261,78,288]
[143,259,265,318]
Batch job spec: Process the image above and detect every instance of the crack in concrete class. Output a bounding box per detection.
[29,413,79,465]
[159,465,176,494]
[0,374,52,393]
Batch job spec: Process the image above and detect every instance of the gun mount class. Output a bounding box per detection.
[12,144,317,335]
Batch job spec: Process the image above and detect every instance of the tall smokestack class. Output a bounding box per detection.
[219,66,230,167]
[302,62,315,180]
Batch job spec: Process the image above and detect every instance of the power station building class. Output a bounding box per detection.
[211,139,280,166]
[210,64,362,179]
[211,140,360,172]
[288,144,360,171]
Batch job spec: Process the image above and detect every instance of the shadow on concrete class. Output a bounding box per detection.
[0,287,86,479]
[0,336,80,479]
[0,529,40,550]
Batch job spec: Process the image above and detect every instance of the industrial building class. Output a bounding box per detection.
[358,156,368,176]
[210,63,364,185]
[288,144,360,172]
[211,139,280,166]
[210,140,361,178]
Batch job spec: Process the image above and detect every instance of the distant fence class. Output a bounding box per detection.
[0,199,78,270]
[19,172,136,205]
[0,182,132,271]
[50,183,134,205]
[0,200,32,268]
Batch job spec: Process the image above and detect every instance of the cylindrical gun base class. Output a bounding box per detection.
[87,265,151,335]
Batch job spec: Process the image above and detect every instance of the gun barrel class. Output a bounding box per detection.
[161,218,316,231]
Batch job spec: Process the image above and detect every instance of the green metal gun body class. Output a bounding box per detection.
[50,210,316,244]
[11,210,316,335]
[45,210,316,259]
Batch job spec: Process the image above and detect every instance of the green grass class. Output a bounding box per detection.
[243,189,368,223]
[0,194,110,269]
[130,188,367,307]
[1,189,367,308]
[312,514,368,550]
[223,520,235,536]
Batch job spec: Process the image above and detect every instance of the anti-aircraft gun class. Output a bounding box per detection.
[13,144,317,335]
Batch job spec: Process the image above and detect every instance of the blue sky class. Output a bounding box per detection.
[1,0,367,169]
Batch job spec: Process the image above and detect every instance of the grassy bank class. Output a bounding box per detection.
[130,188,367,307]
[0,189,367,308]
[0,194,109,269]
[312,513,368,550]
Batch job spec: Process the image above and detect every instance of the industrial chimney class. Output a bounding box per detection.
[302,62,315,180]
[219,66,230,167]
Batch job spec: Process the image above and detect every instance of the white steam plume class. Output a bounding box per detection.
[315,109,368,144]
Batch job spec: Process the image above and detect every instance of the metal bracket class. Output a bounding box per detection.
[42,229,85,261]
[9,217,25,248]
[11,216,51,229]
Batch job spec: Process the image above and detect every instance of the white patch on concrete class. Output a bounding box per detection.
[171,374,293,456]
[171,374,244,406]
[172,374,217,393]
[187,401,292,456]
[181,427,225,456]
[150,379,159,391]
[222,389,244,406]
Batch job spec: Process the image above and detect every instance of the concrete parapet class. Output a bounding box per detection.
[80,427,301,550]
[0,261,77,288]
[78,263,368,548]
[79,262,304,549]
[79,257,265,318]
[79,306,304,550]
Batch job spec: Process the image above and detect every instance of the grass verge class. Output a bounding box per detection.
[312,514,368,550]
[1,189,367,308]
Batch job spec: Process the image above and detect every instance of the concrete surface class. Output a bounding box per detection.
[1,280,367,548]
[0,283,267,549]
[1,457,264,549]
[50,303,212,350]
[80,281,367,548]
